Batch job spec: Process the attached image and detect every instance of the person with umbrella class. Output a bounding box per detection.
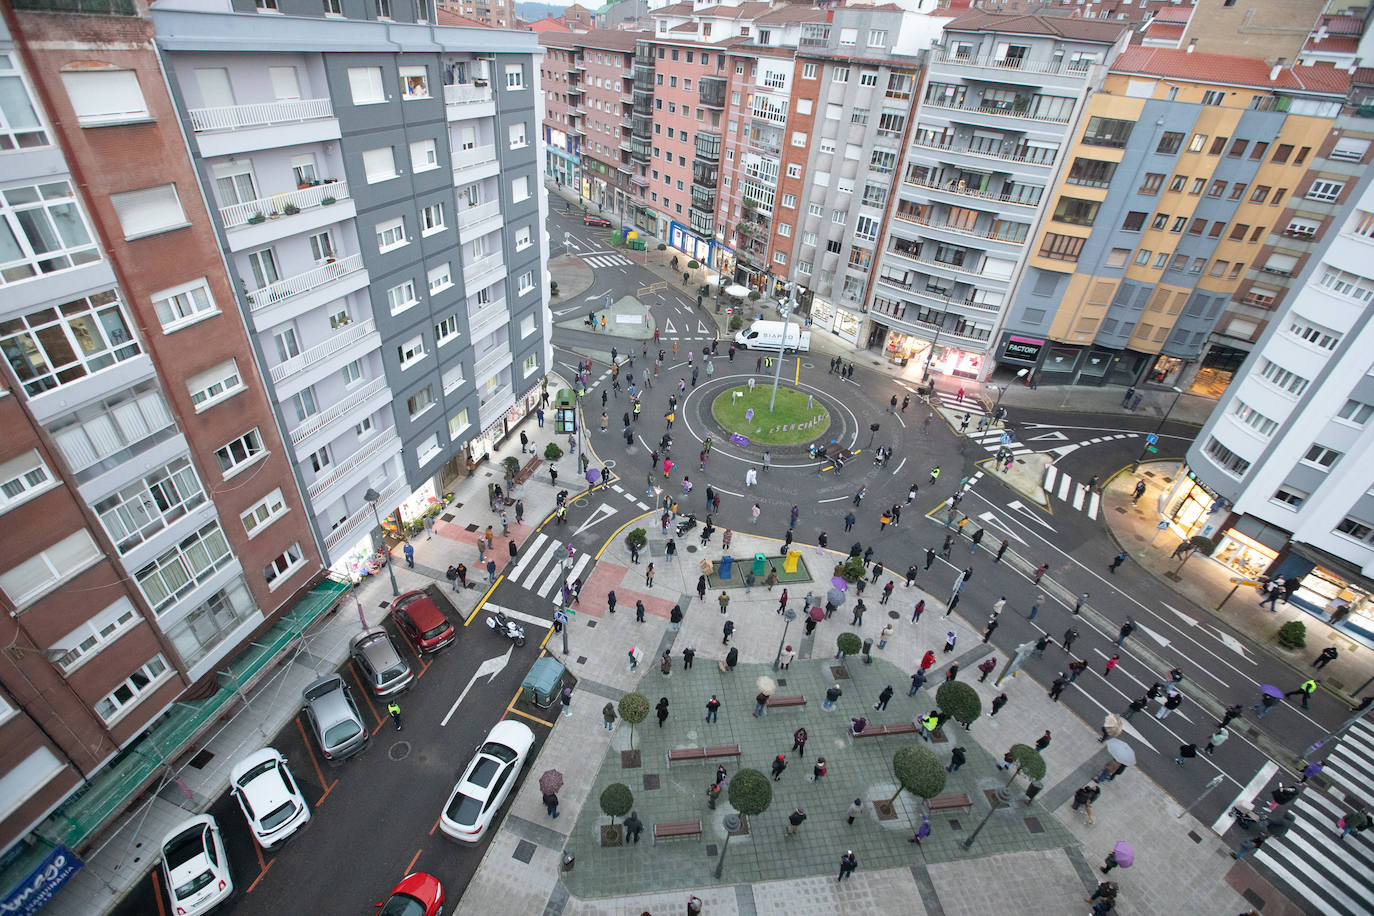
[1099,739,1135,782]
[1100,841,1133,874]
[1098,714,1124,743]
[1251,686,1284,718]
[539,770,563,818]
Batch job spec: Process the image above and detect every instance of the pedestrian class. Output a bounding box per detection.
[981,619,998,643]
[1204,726,1228,755]
[1218,703,1243,728]
[1175,743,1198,766]
[1074,592,1088,615]
[874,685,894,711]
[943,631,957,653]
[660,650,672,677]
[909,670,927,696]
[1067,659,1088,683]
[654,696,670,728]
[1034,730,1052,752]
[838,850,858,882]
[1072,783,1101,812]
[725,646,738,671]
[1116,617,1135,647]
[602,702,617,731]
[911,600,925,623]
[1048,674,1068,702]
[1232,834,1269,859]
[921,649,936,671]
[645,562,655,587]
[771,754,788,781]
[1132,480,1147,503]
[947,746,967,773]
[638,600,651,624]
[824,683,843,710]
[705,694,720,723]
[786,807,808,837]
[792,727,808,757]
[1251,693,1281,718]
[870,561,885,584]
[1284,678,1319,709]
[811,757,827,782]
[781,644,795,669]
[880,581,895,606]
[850,600,865,626]
[1337,809,1371,839]
[1103,654,1120,676]
[754,691,769,717]
[776,586,788,610]
[1028,593,1044,620]
[1033,634,1051,659]
[1108,552,1125,574]
[402,542,414,568]
[1122,696,1148,720]
[1063,627,1079,654]
[1156,689,1182,719]
[543,789,560,818]
[846,798,863,825]
[560,686,572,718]
[844,512,856,532]
[1313,647,1339,668]
[877,623,894,649]
[1032,562,1049,584]
[1100,849,1123,874]
[991,596,1007,618]
[944,662,959,682]
[977,658,996,682]
[1299,759,1325,783]
[627,648,639,671]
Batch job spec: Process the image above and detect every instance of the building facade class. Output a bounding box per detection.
[439,0,516,29]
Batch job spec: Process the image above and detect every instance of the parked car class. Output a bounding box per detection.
[302,674,368,761]
[391,590,456,654]
[377,872,445,916]
[440,720,536,842]
[229,748,310,850]
[160,814,233,914]
[582,214,611,228]
[350,627,413,697]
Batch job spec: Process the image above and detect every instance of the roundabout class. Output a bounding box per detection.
[709,385,831,446]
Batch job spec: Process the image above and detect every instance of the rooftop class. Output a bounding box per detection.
[755,4,831,23]
[945,11,1129,43]
[1316,14,1364,36]
[434,6,492,28]
[1304,35,1361,54]
[539,27,642,51]
[1151,6,1193,23]
[529,14,572,33]
[1111,46,1352,95]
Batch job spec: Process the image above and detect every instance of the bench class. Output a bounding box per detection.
[666,744,742,767]
[653,819,703,844]
[512,457,542,486]
[926,793,974,814]
[766,695,806,709]
[850,722,922,739]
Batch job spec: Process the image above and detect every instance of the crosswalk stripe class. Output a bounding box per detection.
[481,602,553,629]
[1086,491,1100,519]
[1057,474,1072,502]
[518,537,560,586]
[543,552,591,601]
[509,533,548,580]
[1043,466,1058,492]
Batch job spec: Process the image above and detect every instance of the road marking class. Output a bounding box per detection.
[441,647,513,726]
[1213,760,1278,834]
[510,533,549,580]
[698,320,711,335]
[975,510,1028,545]
[572,503,619,537]
[1027,430,1069,441]
[482,602,552,629]
[664,317,678,334]
[1005,500,1057,532]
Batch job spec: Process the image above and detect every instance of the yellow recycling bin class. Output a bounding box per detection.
[783,550,801,573]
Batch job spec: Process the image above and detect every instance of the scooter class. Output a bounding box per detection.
[675,513,698,537]
[486,610,526,647]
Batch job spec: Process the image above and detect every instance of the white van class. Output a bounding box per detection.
[733,320,812,352]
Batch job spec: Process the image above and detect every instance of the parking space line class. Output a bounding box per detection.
[293,717,337,806]
[347,667,384,727]
[151,868,167,916]
[506,704,556,728]
[244,842,274,894]
[429,813,443,837]
[404,847,423,875]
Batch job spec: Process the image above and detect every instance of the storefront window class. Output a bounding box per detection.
[1290,567,1372,629]
[811,298,834,329]
[1213,529,1277,578]
[834,308,862,343]
[930,346,983,380]
[1149,355,1184,386]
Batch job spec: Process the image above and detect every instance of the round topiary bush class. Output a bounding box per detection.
[543,442,563,461]
[936,681,982,728]
[1277,620,1307,648]
[836,632,863,659]
[835,556,866,583]
[688,259,700,270]
[726,768,773,818]
[625,528,648,554]
[1002,743,1047,786]
[657,243,667,251]
[599,783,633,825]
[888,744,946,804]
[618,692,649,748]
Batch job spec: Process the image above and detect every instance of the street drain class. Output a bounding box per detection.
[388,741,411,761]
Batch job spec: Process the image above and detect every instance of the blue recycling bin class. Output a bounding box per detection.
[720,555,734,580]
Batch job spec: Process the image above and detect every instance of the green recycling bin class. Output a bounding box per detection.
[753,553,767,577]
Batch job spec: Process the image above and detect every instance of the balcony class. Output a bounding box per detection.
[307,431,402,502]
[270,318,380,385]
[247,253,365,314]
[901,177,1040,209]
[474,344,513,381]
[457,200,502,240]
[920,99,1072,125]
[444,82,496,121]
[452,143,498,172]
[289,377,390,448]
[690,184,717,212]
[220,180,349,229]
[479,384,514,415]
[933,51,1093,78]
[189,97,333,134]
[468,298,509,341]
[910,138,1056,170]
[188,98,340,158]
[463,252,505,290]
[893,211,1028,247]
[323,475,407,555]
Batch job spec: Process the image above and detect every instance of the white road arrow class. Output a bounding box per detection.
[441,646,512,726]
[1005,500,1057,532]
[1162,603,1253,663]
[976,511,1028,545]
[572,502,618,538]
[585,289,609,300]
[1027,430,1069,441]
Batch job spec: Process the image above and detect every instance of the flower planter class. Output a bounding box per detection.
[247,214,266,225]
[321,196,337,206]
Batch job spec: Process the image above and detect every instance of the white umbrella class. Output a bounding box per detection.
[755,675,777,696]
[1104,738,1136,766]
[725,284,749,298]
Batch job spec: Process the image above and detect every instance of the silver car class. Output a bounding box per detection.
[302,674,368,761]
[350,627,413,698]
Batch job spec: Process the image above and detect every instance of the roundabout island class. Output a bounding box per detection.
[708,385,830,446]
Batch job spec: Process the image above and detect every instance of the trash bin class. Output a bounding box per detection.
[753,553,767,577]
[862,638,873,663]
[783,550,801,573]
[720,555,734,580]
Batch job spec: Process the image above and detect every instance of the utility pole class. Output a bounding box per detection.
[769,279,796,412]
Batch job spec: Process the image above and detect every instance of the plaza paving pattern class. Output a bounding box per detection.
[560,657,1075,897]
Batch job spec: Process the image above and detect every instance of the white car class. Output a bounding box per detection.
[229,748,311,850]
[440,720,536,842]
[159,814,233,914]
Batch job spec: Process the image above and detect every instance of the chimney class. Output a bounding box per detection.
[1269,63,1282,81]
[1316,25,1328,41]
[1186,39,1197,54]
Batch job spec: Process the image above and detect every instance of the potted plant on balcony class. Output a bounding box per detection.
[321,195,337,206]
[283,203,301,216]
[248,211,266,225]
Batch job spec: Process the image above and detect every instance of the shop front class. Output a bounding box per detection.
[810,297,835,333]
[1161,465,1225,539]
[928,344,984,381]
[1188,343,1248,399]
[833,307,863,345]
[1276,548,1374,640]
[878,326,925,367]
[1212,525,1281,579]
[667,220,719,268]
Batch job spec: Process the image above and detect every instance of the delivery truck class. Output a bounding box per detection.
[733,320,811,353]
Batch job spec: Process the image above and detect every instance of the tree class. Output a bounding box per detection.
[550,279,559,297]
[936,681,982,729]
[543,442,563,462]
[729,315,744,331]
[1002,744,1046,788]
[503,456,521,484]
[748,290,761,301]
[1277,620,1306,648]
[835,632,862,660]
[624,528,648,555]
[726,768,772,822]
[687,259,700,270]
[887,745,945,806]
[618,692,650,749]
[834,556,866,583]
[600,783,633,826]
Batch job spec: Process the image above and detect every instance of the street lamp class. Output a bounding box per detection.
[988,369,1029,424]
[772,607,798,671]
[962,786,1013,849]
[769,279,797,412]
[364,486,399,597]
[1131,385,1184,472]
[713,814,742,878]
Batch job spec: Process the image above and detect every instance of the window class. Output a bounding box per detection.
[1271,143,1293,163]
[51,598,139,672]
[376,217,406,251]
[1201,90,1225,106]
[1318,267,1374,302]
[1039,233,1084,261]
[61,70,149,126]
[512,176,529,202]
[514,226,532,252]
[1259,359,1309,395]
[1105,248,1130,268]
[0,530,101,607]
[1067,158,1116,188]
[264,544,304,588]
[1336,517,1374,544]
[215,429,264,476]
[387,280,418,316]
[1231,400,1277,437]
[867,29,887,47]
[1171,217,1186,233]
[95,456,206,553]
[1168,175,1186,192]
[834,68,848,83]
[420,202,444,235]
[0,180,100,286]
[447,409,471,440]
[1208,221,1225,238]
[340,359,363,385]
[1186,218,1206,236]
[187,359,242,411]
[1135,248,1152,266]
[522,353,539,377]
[347,67,386,105]
[854,216,879,241]
[241,488,287,537]
[2,291,141,396]
[435,314,458,346]
[1151,213,1169,230]
[777,223,792,238]
[786,164,802,179]
[517,270,534,295]
[859,71,878,87]
[1271,486,1307,508]
[1331,137,1369,162]
[363,147,397,184]
[1204,437,1251,476]
[409,139,437,172]
[1228,224,1249,241]
[508,122,527,150]
[504,64,525,89]
[1230,183,1247,201]
[808,203,823,217]
[791,131,807,147]
[1307,180,1343,202]
[441,365,464,395]
[307,446,329,473]
[1053,197,1100,226]
[94,656,169,723]
[110,184,187,239]
[1249,141,1269,160]
[375,0,391,17]
[1156,132,1183,154]
[147,279,216,334]
[869,150,896,174]
[781,193,797,209]
[520,314,536,339]
[1249,185,1271,204]
[399,66,429,100]
[1288,321,1338,350]
[1168,253,1189,270]
[1082,117,1132,148]
[1337,399,1374,426]
[802,63,817,80]
[397,335,426,370]
[164,581,259,668]
[1121,211,1146,232]
[0,451,55,515]
[289,388,317,424]
[135,521,232,614]
[407,385,435,419]
[1227,138,1247,158]
[1190,178,1205,195]
[1139,173,1164,195]
[1303,444,1341,469]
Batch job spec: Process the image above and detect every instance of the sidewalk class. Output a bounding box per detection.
[456,524,1257,916]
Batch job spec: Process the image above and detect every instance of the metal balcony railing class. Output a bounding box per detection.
[270,319,378,384]
[288,377,389,446]
[220,181,349,229]
[307,432,401,502]
[188,97,334,133]
[247,254,364,312]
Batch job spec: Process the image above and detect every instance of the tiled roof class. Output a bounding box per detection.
[669,21,698,31]
[1304,36,1360,54]
[529,15,572,33]
[435,7,492,28]
[946,12,1128,42]
[1142,24,1185,40]
[1354,67,1374,86]
[1151,6,1193,23]
[756,5,830,24]
[653,1,694,14]
[1317,14,1364,36]
[1111,47,1351,94]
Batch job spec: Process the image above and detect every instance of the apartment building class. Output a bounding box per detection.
[438,0,516,29]
[1002,48,1351,392]
[866,13,1128,381]
[541,34,585,189]
[0,3,321,862]
[148,0,550,569]
[1169,165,1374,634]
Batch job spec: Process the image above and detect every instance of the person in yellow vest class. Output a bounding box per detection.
[1284,678,1319,709]
[919,711,939,742]
[387,701,402,731]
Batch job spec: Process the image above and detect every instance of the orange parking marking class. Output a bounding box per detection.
[245,841,275,893]
[404,847,423,875]
[348,667,384,727]
[293,717,337,805]
[429,813,443,837]
[506,705,555,728]
[150,868,166,916]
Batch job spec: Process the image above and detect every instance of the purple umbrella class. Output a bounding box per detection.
[1260,684,1284,698]
[586,469,601,485]
[831,576,849,591]
[1112,841,1134,867]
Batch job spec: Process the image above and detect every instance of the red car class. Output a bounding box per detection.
[390,591,455,654]
[377,872,443,916]
[582,214,611,228]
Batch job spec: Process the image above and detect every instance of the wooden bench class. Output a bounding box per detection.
[653,819,703,844]
[850,722,921,739]
[766,695,805,709]
[666,744,741,767]
[512,457,542,486]
[926,793,974,814]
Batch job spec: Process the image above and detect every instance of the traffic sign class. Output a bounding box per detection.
[1146,433,1159,444]
[1157,521,1170,530]
[1146,446,1158,453]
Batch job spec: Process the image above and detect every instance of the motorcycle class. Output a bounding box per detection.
[486,610,526,647]
[675,513,698,537]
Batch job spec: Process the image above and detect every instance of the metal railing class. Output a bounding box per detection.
[288,377,389,446]
[247,254,363,312]
[933,52,1091,77]
[921,100,1072,124]
[893,211,1029,246]
[270,319,378,384]
[451,144,497,171]
[910,138,1056,167]
[188,97,333,133]
[220,181,349,229]
[307,432,401,502]
[467,299,509,340]
[323,476,407,552]
[902,177,1042,208]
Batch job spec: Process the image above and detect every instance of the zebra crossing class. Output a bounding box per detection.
[581,252,634,270]
[505,532,589,605]
[1041,464,1101,519]
[608,483,652,512]
[1249,717,1374,915]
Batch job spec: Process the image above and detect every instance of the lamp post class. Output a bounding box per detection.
[921,312,946,383]
[1131,385,1183,472]
[364,487,399,597]
[713,814,742,878]
[988,369,1028,424]
[769,278,797,412]
[772,607,798,671]
[962,786,1013,849]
